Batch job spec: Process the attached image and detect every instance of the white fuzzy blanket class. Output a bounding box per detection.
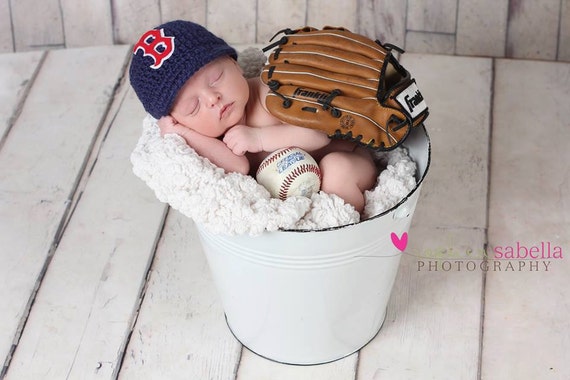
[130,116,417,235]
[130,48,418,236]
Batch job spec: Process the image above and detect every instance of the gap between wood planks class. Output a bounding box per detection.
[0,52,47,152]
[113,207,171,378]
[476,58,496,380]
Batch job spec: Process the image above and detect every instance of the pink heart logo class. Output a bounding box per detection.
[391,232,408,252]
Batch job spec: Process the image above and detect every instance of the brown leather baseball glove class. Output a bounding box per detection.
[260,26,429,151]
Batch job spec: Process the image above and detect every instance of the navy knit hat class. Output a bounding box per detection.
[129,20,237,119]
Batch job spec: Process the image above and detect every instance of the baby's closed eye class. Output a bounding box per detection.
[209,70,223,86]
[184,98,199,116]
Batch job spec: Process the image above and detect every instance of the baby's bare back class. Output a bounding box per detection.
[245,78,283,128]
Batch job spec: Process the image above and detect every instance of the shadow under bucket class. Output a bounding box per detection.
[196,125,431,365]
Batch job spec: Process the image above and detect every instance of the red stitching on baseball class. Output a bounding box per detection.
[278,163,321,200]
[256,147,296,176]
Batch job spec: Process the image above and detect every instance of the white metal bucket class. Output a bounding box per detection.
[197,125,430,365]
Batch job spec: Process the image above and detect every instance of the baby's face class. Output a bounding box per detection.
[169,56,249,137]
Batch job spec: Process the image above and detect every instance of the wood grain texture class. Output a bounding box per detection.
[257,0,307,43]
[0,0,12,52]
[307,0,357,30]
[11,0,64,50]
[112,0,161,45]
[483,59,570,379]
[0,51,43,141]
[358,227,485,380]
[456,0,508,57]
[506,0,560,59]
[407,0,458,33]
[60,0,114,47]
[402,54,492,230]
[357,0,407,47]
[357,53,491,379]
[119,213,241,379]
[207,0,256,44]
[2,0,569,62]
[559,0,570,61]
[0,45,129,377]
[160,0,207,25]
[5,83,167,379]
[405,31,456,55]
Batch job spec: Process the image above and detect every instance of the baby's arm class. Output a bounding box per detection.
[223,123,330,155]
[158,116,250,175]
[223,78,331,155]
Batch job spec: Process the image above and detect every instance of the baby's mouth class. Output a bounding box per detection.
[219,102,234,120]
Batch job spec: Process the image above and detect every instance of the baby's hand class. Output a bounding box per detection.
[223,125,263,156]
[157,115,188,137]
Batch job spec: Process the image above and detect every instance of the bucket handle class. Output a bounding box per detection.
[392,205,411,219]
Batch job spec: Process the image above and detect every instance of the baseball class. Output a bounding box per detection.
[256,147,321,200]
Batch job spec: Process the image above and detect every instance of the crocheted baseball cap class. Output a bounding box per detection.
[129,20,237,119]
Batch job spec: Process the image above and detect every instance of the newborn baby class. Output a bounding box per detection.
[129,20,377,213]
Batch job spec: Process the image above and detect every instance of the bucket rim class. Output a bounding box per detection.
[279,124,432,234]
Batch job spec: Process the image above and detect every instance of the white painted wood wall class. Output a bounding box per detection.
[1,0,569,61]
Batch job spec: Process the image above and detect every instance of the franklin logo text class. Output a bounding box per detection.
[404,89,424,113]
[293,87,329,101]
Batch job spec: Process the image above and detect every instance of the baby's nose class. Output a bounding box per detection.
[207,91,222,107]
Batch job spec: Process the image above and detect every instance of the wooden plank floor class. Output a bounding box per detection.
[0,45,568,380]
